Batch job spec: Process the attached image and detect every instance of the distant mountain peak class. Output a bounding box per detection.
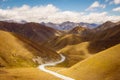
[72,26,86,31]
[116,21,120,25]
[69,26,87,34]
[41,22,99,31]
[95,21,116,31]
[104,21,114,25]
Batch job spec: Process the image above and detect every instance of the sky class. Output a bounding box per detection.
[0,0,120,23]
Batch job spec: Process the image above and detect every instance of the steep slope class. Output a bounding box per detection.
[58,42,91,67]
[0,30,60,67]
[69,26,87,34]
[88,24,120,53]
[94,21,116,31]
[45,34,84,50]
[116,21,120,25]
[44,21,120,67]
[61,43,120,80]
[0,21,61,45]
[53,22,120,67]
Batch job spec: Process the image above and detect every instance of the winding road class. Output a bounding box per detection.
[38,54,75,80]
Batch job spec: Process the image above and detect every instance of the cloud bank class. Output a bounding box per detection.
[0,4,120,23]
[107,0,120,5]
[86,1,106,11]
[113,0,120,4]
[113,7,120,12]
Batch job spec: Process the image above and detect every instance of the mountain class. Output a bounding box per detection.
[0,30,60,67]
[41,21,99,31]
[0,20,120,80]
[44,26,92,51]
[58,42,91,67]
[80,22,99,28]
[61,43,120,80]
[44,34,84,50]
[94,21,116,31]
[87,23,120,53]
[4,20,28,24]
[69,26,88,34]
[116,21,120,25]
[45,21,120,54]
[49,22,120,67]
[0,21,62,45]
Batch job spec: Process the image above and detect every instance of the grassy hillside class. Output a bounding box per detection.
[46,34,84,50]
[69,26,87,34]
[88,24,120,53]
[0,68,60,80]
[0,30,60,67]
[61,43,120,80]
[0,21,62,45]
[45,24,120,68]
[58,42,91,67]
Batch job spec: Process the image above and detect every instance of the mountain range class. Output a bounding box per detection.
[0,20,120,80]
[41,21,99,31]
[0,21,62,45]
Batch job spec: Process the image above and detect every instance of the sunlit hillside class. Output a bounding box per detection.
[58,42,91,67]
[61,43,120,80]
[46,34,84,50]
[0,0,120,80]
[0,30,60,67]
[0,21,62,45]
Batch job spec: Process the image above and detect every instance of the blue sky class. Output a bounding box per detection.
[0,0,120,23]
[0,0,92,11]
[0,0,119,13]
[0,0,119,11]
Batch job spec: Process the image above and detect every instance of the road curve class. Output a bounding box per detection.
[38,54,75,80]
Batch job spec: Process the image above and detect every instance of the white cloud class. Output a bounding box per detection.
[113,7,120,12]
[109,0,120,4]
[86,1,106,11]
[81,12,120,23]
[0,4,120,23]
[113,0,120,4]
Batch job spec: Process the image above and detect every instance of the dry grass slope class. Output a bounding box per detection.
[0,30,60,67]
[58,42,91,67]
[0,30,37,67]
[0,21,61,44]
[46,34,83,50]
[61,43,120,80]
[88,24,120,53]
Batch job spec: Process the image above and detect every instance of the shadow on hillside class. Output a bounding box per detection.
[87,24,120,54]
[11,33,60,63]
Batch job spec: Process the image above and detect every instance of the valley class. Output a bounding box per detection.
[0,0,120,80]
[0,21,120,80]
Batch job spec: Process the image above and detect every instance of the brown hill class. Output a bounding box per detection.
[53,22,120,67]
[0,21,61,45]
[116,21,120,25]
[88,24,120,53]
[45,34,84,50]
[46,22,120,53]
[0,30,60,67]
[69,26,87,34]
[61,43,120,80]
[94,21,116,31]
[58,42,91,67]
